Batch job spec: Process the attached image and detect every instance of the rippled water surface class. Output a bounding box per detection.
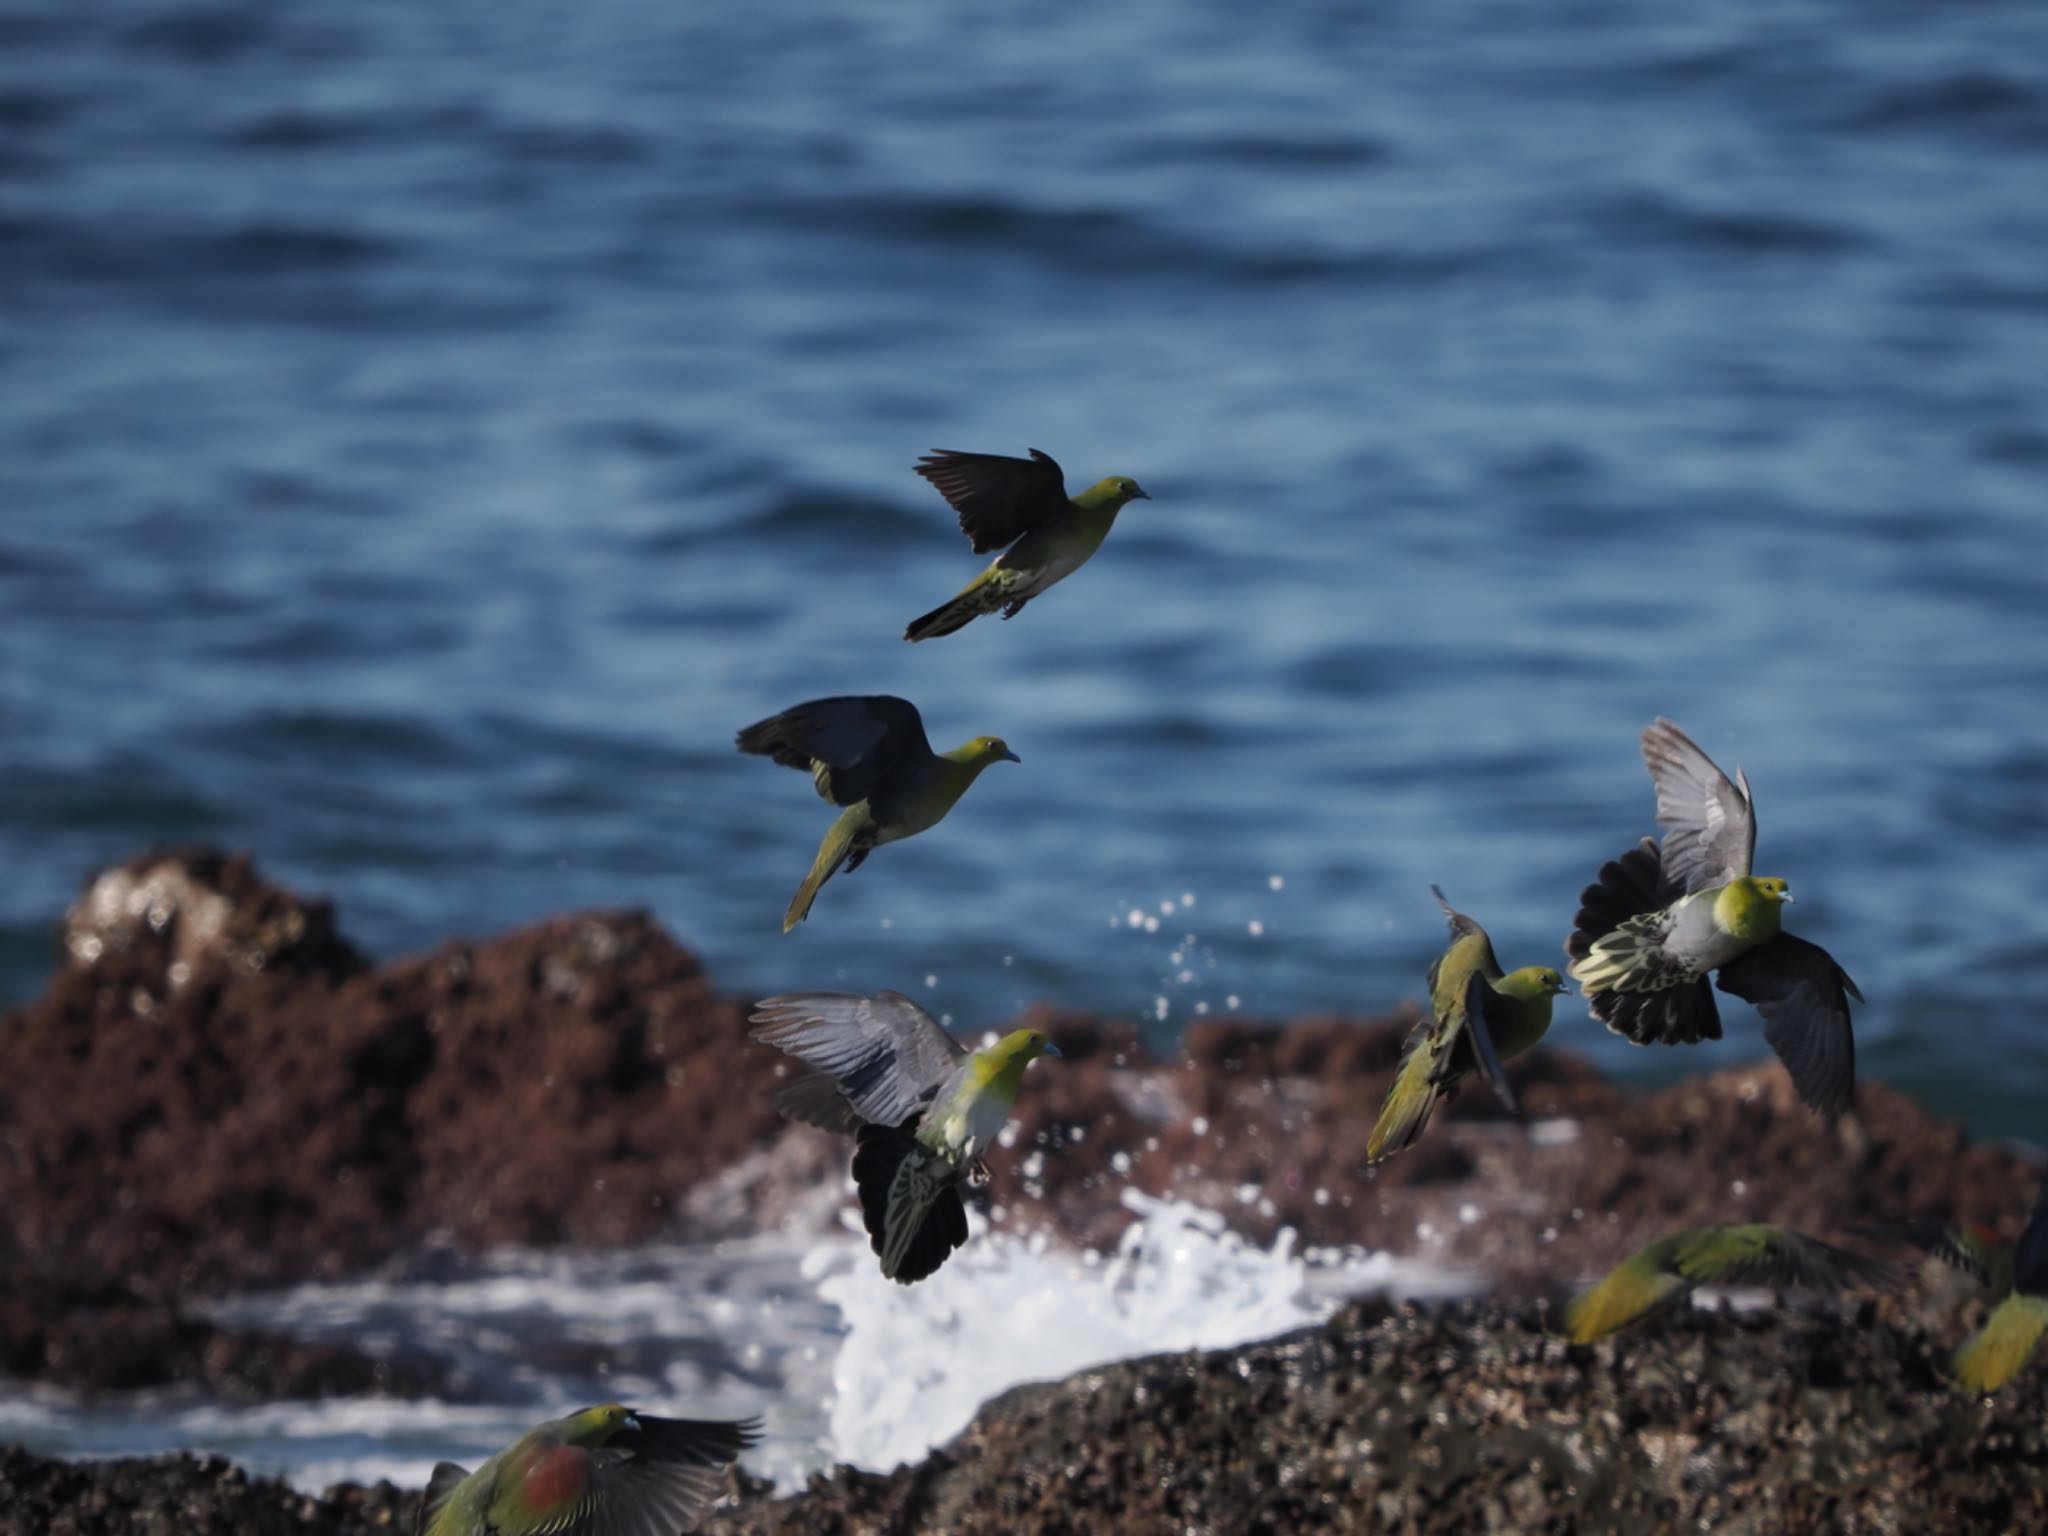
[3,0,2046,1142]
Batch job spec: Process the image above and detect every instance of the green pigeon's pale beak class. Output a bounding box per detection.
[622,1412,642,1431]
[999,748,1021,764]
[1550,978,1572,996]
[1131,485,1151,500]
[1780,891,1795,903]
[1043,1040,1063,1058]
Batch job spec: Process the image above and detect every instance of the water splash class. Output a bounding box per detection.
[809,1190,1471,1473]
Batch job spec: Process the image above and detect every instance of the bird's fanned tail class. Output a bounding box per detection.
[852,1121,968,1283]
[1568,839,1722,1044]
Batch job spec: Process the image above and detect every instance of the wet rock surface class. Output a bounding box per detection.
[696,1301,2048,1536]
[5,1301,2043,1536]
[0,1446,412,1536]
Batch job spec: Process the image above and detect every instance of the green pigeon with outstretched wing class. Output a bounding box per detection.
[1566,718,1861,1118]
[737,695,1018,931]
[904,448,1149,640]
[1564,1224,1896,1343]
[750,990,1059,1282]
[416,1404,758,1536]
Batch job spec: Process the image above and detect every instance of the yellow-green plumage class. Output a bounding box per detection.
[904,449,1149,641]
[416,1404,759,1536]
[1366,888,1567,1164]
[1563,1223,1896,1343]
[1955,1293,2048,1394]
[748,993,1059,1283]
[736,696,1018,933]
[1947,1178,2048,1393]
[1565,720,1861,1120]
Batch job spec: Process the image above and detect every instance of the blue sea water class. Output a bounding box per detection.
[3,0,2047,1149]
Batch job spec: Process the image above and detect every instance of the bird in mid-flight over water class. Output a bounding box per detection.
[736,694,1018,932]
[904,447,1149,641]
[1567,717,1861,1119]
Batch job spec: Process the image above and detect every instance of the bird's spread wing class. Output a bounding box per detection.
[767,1064,867,1136]
[2015,1178,2048,1295]
[915,449,1071,553]
[750,991,967,1128]
[414,1462,471,1536]
[1641,717,1756,893]
[735,695,933,806]
[1676,1226,1896,1294]
[1430,885,1501,967]
[1460,971,1520,1114]
[570,1417,759,1536]
[1715,933,1859,1119]
[1849,1220,1999,1288]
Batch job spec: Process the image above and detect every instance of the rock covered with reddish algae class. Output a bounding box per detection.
[0,845,2038,1402]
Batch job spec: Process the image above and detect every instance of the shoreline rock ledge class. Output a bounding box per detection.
[3,848,2045,1532]
[3,1299,2044,1536]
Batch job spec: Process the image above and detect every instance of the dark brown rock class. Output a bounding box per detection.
[0,1275,457,1400]
[0,1446,412,1536]
[7,1300,2044,1535]
[692,1301,2048,1536]
[0,852,788,1299]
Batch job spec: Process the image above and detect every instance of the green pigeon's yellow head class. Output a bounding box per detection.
[1500,965,1571,999]
[962,735,1021,767]
[991,1027,1062,1066]
[1084,474,1150,506]
[565,1403,640,1444]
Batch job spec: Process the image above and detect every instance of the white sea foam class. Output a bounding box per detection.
[809,1189,1472,1473]
[1,1199,1472,1497]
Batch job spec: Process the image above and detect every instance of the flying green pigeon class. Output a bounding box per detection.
[736,695,1018,932]
[1366,886,1569,1163]
[1563,1224,1897,1343]
[749,990,1060,1282]
[903,448,1149,641]
[416,1404,759,1536]
[1566,718,1861,1118]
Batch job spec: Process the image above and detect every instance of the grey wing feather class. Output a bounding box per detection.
[1461,971,1520,1115]
[1702,1229,1898,1294]
[735,695,933,806]
[1430,884,1488,950]
[915,448,1071,553]
[1715,933,1858,1119]
[769,1064,866,1136]
[749,991,967,1128]
[2015,1178,2048,1294]
[1641,717,1756,893]
[573,1416,759,1536]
